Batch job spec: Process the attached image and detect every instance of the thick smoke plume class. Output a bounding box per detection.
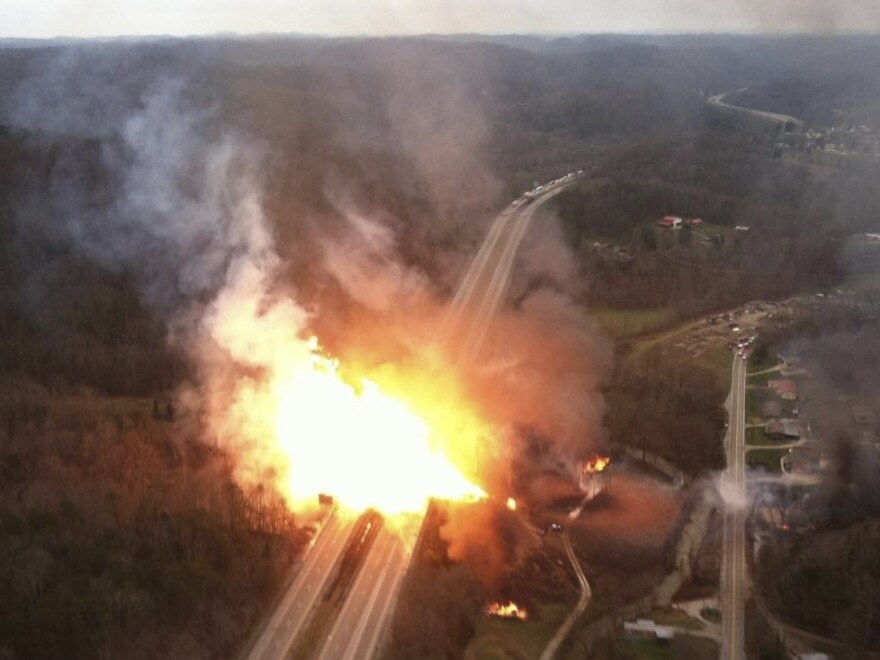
[6,43,609,520]
[8,49,314,502]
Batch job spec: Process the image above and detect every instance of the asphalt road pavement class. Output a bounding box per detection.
[721,355,748,660]
[246,511,355,660]
[246,179,576,660]
[444,184,568,360]
[708,90,804,128]
[315,527,409,660]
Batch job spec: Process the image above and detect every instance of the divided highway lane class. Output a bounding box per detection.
[246,512,355,660]
[721,355,748,660]
[315,527,409,660]
[311,181,578,660]
[444,184,570,361]
[246,177,579,660]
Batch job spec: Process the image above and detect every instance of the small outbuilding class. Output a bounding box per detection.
[623,619,676,642]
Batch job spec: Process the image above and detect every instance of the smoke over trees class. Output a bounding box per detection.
[1,29,880,659]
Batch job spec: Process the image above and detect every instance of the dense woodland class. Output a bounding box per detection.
[0,132,305,658]
[604,352,727,476]
[0,33,879,658]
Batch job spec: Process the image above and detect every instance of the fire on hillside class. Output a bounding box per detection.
[579,454,611,500]
[486,601,528,621]
[241,335,490,516]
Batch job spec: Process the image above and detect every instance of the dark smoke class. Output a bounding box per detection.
[2,40,610,565]
[780,326,880,524]
[441,500,539,592]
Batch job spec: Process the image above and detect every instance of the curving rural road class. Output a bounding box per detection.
[720,354,748,660]
[708,89,805,129]
[538,531,591,660]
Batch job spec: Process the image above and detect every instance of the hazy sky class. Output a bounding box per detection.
[4,0,879,39]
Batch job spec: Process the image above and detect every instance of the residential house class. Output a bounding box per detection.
[657,215,682,229]
[769,379,798,400]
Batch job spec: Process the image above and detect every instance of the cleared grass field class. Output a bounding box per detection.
[746,448,786,473]
[616,635,719,659]
[706,343,734,391]
[590,307,676,338]
[745,388,767,420]
[648,607,704,631]
[617,639,677,660]
[748,371,780,386]
[693,221,726,239]
[747,355,781,374]
[467,603,570,660]
[747,426,771,446]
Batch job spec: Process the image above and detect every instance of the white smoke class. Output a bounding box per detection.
[9,52,316,490]
[320,199,430,314]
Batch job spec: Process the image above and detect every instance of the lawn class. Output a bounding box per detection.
[615,636,719,660]
[747,371,778,386]
[745,388,797,423]
[747,422,800,447]
[616,639,677,660]
[745,388,767,421]
[648,607,704,631]
[621,308,733,389]
[467,602,570,660]
[692,221,726,239]
[706,343,734,391]
[747,354,781,375]
[581,233,630,249]
[846,273,880,292]
[746,448,786,473]
[590,307,676,338]
[747,426,769,446]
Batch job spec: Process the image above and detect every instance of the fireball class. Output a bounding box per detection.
[205,266,493,517]
[268,339,487,515]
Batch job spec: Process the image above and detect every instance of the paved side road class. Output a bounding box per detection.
[539,531,591,660]
[720,355,748,660]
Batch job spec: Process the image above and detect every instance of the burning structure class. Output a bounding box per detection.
[485,601,528,621]
[578,455,611,501]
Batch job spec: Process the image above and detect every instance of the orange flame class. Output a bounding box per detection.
[264,338,487,516]
[506,497,517,511]
[581,455,611,474]
[486,601,528,620]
